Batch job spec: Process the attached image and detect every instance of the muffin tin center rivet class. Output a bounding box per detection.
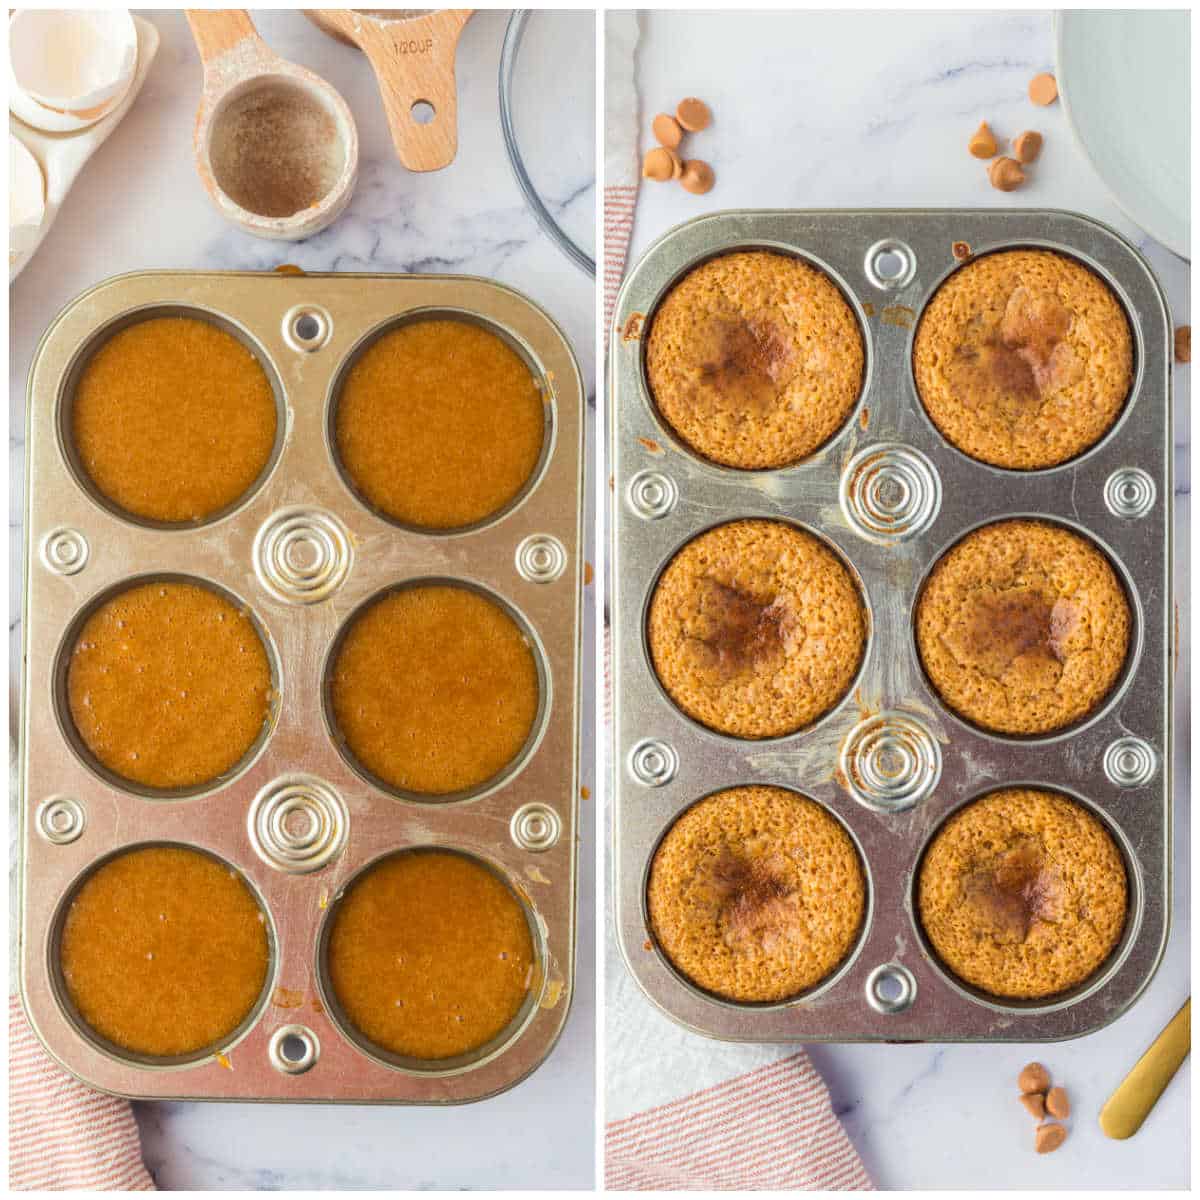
[510,802,562,852]
[515,534,567,584]
[253,508,353,604]
[40,528,89,576]
[268,1024,320,1075]
[627,471,678,520]
[35,795,85,844]
[840,711,942,812]
[840,444,941,543]
[1104,468,1157,519]
[1103,736,1158,787]
[865,963,917,1015]
[628,739,678,787]
[248,775,348,873]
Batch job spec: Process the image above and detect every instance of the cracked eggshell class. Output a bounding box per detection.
[9,133,45,268]
[9,9,136,117]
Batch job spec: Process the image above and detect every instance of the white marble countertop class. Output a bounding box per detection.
[605,10,1190,1191]
[9,9,595,1190]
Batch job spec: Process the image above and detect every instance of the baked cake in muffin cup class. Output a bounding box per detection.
[647,518,867,739]
[648,785,867,1004]
[915,518,1131,736]
[913,249,1134,470]
[918,788,1128,1001]
[645,250,864,469]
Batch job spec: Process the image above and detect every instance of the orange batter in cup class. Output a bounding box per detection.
[326,850,535,1060]
[334,318,545,530]
[59,845,270,1058]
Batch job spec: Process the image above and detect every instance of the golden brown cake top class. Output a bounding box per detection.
[647,786,866,1003]
[72,316,277,524]
[330,584,539,796]
[327,850,534,1060]
[646,251,864,469]
[335,318,545,530]
[67,580,272,791]
[60,846,269,1057]
[913,249,1133,469]
[918,788,1127,1000]
[916,519,1130,735]
[648,519,866,738]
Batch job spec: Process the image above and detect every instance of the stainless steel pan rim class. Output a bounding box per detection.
[54,303,288,532]
[905,237,1147,478]
[908,511,1146,749]
[637,513,874,750]
[47,839,280,1072]
[318,574,553,807]
[312,844,548,1077]
[325,305,558,538]
[637,782,875,1014]
[633,238,874,479]
[907,781,1145,1018]
[51,571,283,802]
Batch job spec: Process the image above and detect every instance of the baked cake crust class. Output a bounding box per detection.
[913,249,1133,469]
[646,250,864,469]
[648,786,866,1003]
[648,519,866,739]
[918,788,1127,999]
[916,519,1130,736]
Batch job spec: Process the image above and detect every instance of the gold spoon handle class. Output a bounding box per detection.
[1099,998,1190,1140]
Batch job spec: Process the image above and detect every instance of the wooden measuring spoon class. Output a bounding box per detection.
[187,9,358,240]
[305,10,472,172]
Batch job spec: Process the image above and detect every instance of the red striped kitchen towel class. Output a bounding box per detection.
[603,11,641,348]
[606,1052,872,1191]
[9,995,155,1191]
[604,184,638,344]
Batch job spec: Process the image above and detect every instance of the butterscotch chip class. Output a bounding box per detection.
[988,156,1025,192]
[68,581,272,791]
[1013,130,1043,164]
[1029,73,1058,106]
[1021,1092,1047,1119]
[1045,1086,1070,1118]
[330,584,538,796]
[643,146,675,181]
[72,316,277,524]
[679,158,714,194]
[1036,1123,1068,1154]
[1175,325,1190,363]
[916,520,1130,735]
[676,96,711,132]
[1019,1062,1051,1093]
[652,112,683,148]
[60,846,269,1057]
[646,251,864,469]
[918,789,1127,1000]
[648,519,866,738]
[913,249,1133,469]
[969,121,998,158]
[647,786,866,1003]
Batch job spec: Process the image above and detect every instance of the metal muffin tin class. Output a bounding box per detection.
[610,210,1172,1042]
[19,270,583,1100]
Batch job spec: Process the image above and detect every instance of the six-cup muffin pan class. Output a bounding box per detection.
[610,210,1173,1042]
[19,270,583,1101]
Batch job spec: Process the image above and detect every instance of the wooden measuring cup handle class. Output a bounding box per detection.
[185,9,267,66]
[324,9,472,173]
